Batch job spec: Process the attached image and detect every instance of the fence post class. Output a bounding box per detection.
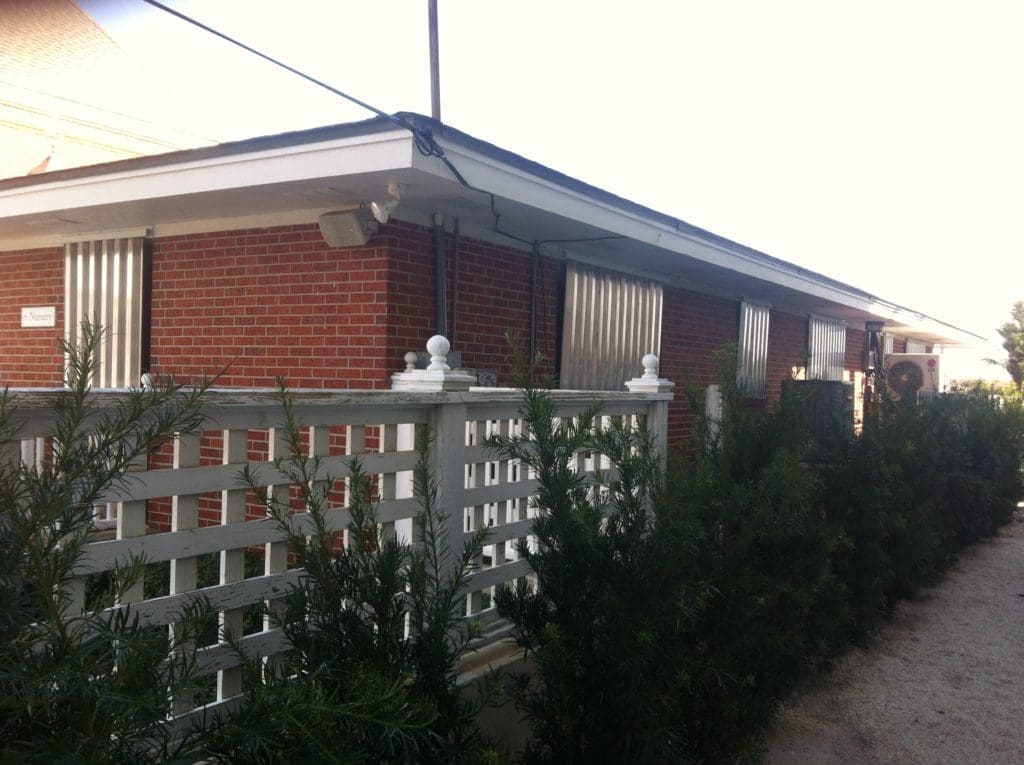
[430,396,468,604]
[116,437,148,605]
[218,427,249,701]
[169,431,201,716]
[625,354,674,470]
[391,336,473,611]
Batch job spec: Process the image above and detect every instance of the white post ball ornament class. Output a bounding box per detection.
[625,353,674,394]
[426,335,451,371]
[642,354,660,381]
[391,334,474,391]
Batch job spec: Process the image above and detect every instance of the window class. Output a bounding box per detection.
[560,260,662,390]
[807,316,846,381]
[737,300,770,397]
[906,339,927,354]
[883,334,894,356]
[65,235,150,388]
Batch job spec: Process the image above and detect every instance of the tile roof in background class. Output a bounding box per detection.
[0,0,217,179]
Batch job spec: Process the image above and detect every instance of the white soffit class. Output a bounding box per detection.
[0,117,983,348]
[0,128,414,220]
[413,137,984,347]
[416,139,869,307]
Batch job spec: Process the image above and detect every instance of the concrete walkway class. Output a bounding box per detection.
[763,511,1024,764]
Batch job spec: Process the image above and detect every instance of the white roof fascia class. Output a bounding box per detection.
[0,128,414,220]
[413,139,984,346]
[865,303,985,346]
[411,141,855,298]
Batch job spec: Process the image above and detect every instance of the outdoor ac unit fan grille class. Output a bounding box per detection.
[884,353,941,401]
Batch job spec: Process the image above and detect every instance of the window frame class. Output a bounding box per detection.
[737,300,770,398]
[807,315,846,381]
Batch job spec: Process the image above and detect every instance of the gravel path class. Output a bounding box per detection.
[763,511,1024,764]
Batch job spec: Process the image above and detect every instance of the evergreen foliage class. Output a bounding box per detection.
[491,388,712,763]
[823,387,1024,635]
[667,354,848,759]
[3,328,1021,764]
[0,322,213,763]
[200,383,496,763]
[494,349,1024,763]
[994,301,1024,392]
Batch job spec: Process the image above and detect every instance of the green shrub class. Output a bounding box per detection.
[492,351,1024,763]
[0,322,213,763]
[823,390,1024,634]
[200,384,496,764]
[666,356,847,760]
[491,386,716,763]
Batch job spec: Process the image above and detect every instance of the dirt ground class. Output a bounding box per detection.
[763,511,1024,764]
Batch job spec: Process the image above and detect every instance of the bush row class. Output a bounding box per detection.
[3,329,1021,763]
[496,361,1024,763]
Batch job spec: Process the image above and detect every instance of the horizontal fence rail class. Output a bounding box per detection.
[3,378,672,723]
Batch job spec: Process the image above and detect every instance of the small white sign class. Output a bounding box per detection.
[21,306,56,328]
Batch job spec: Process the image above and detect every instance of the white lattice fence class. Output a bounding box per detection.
[4,342,673,724]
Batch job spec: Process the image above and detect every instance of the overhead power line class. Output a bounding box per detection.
[136,0,470,184]
[139,0,397,127]
[136,0,624,250]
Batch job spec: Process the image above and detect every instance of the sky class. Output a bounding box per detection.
[79,0,1024,379]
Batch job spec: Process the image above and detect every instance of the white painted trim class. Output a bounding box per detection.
[809,312,846,326]
[0,120,984,347]
[416,138,984,346]
[58,226,153,243]
[152,209,324,239]
[564,250,670,286]
[0,129,414,220]
[413,141,848,295]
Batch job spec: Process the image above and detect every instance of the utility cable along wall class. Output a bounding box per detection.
[5,343,672,727]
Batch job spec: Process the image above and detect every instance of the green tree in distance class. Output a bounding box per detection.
[995,301,1024,392]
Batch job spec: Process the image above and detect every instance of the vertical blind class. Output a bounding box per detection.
[737,301,770,397]
[560,260,662,390]
[807,316,846,381]
[65,236,148,388]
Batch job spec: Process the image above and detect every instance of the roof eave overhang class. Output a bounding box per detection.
[0,121,416,244]
[0,116,985,349]
[414,132,985,348]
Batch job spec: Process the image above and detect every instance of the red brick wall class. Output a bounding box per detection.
[149,225,390,388]
[891,337,907,354]
[660,286,739,447]
[847,327,864,374]
[0,247,65,386]
[0,226,879,456]
[0,222,561,392]
[142,220,560,531]
[383,221,558,385]
[765,311,807,404]
[844,328,867,375]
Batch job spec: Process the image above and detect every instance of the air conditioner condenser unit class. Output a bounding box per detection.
[884,353,942,402]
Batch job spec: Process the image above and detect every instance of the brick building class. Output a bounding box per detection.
[0,113,981,447]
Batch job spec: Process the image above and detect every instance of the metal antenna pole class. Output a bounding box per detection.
[428,0,441,121]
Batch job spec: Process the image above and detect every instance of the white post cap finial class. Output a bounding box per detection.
[426,335,451,371]
[641,354,660,381]
[140,372,154,390]
[625,352,674,394]
[391,334,474,391]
